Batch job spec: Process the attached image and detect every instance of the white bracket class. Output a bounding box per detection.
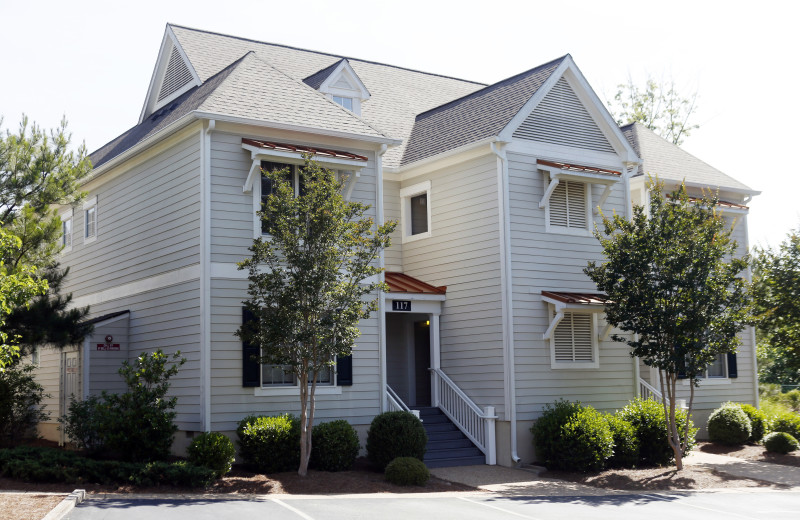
[539,175,560,209]
[594,184,613,215]
[343,171,361,201]
[543,304,565,340]
[599,322,612,341]
[243,159,260,193]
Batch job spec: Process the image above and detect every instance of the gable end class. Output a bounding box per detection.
[512,76,615,154]
[158,44,195,102]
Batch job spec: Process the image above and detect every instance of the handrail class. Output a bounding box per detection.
[386,385,420,420]
[431,368,497,465]
[638,377,688,410]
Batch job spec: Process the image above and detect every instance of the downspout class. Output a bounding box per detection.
[200,119,214,432]
[743,212,759,407]
[491,140,520,465]
[376,144,388,412]
[623,162,638,398]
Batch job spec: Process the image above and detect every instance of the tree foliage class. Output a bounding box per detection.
[585,180,751,470]
[0,116,92,356]
[753,227,800,384]
[608,77,699,145]
[238,156,395,476]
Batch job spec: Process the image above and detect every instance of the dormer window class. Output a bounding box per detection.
[332,96,354,111]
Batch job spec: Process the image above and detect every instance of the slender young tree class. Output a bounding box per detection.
[585,180,751,470]
[238,156,395,476]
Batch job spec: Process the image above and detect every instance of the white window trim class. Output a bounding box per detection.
[543,173,593,237]
[682,355,731,386]
[547,304,600,369]
[82,196,97,244]
[255,362,341,395]
[317,60,371,116]
[400,180,432,243]
[59,208,74,253]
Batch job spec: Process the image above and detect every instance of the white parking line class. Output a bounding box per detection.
[644,493,762,520]
[272,498,316,520]
[457,496,542,519]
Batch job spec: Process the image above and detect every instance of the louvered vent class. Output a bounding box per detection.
[549,180,586,229]
[157,45,193,102]
[553,312,593,362]
[514,77,615,153]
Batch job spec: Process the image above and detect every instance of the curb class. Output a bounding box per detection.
[42,489,85,520]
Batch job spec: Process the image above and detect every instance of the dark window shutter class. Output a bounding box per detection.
[336,355,353,386]
[727,352,738,379]
[242,307,260,387]
[677,356,687,379]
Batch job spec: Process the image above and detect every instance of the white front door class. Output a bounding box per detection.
[60,351,80,445]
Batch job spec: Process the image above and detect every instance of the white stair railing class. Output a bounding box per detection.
[638,378,688,410]
[386,385,420,420]
[431,368,497,465]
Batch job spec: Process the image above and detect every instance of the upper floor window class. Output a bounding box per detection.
[550,310,599,369]
[83,196,97,243]
[400,180,431,243]
[332,96,354,111]
[549,180,588,231]
[60,209,73,252]
[260,161,304,234]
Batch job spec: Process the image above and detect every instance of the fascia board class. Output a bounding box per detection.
[319,60,371,100]
[194,110,400,146]
[389,136,498,181]
[138,28,173,124]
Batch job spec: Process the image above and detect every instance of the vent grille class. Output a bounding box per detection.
[553,312,593,362]
[549,180,586,229]
[514,77,615,153]
[157,45,193,102]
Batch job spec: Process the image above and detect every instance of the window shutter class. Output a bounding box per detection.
[549,182,568,227]
[242,307,260,387]
[676,354,687,379]
[553,312,593,363]
[336,355,353,386]
[727,352,738,379]
[566,181,586,229]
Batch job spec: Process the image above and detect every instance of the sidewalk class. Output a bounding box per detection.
[683,450,800,487]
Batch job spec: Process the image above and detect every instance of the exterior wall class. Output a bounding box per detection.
[506,149,637,427]
[87,316,130,396]
[383,179,402,271]
[207,129,383,432]
[400,153,506,417]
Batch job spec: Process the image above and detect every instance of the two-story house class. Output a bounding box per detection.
[34,24,759,467]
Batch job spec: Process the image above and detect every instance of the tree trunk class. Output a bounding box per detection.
[298,363,309,477]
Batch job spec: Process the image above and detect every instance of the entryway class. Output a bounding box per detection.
[386,313,432,408]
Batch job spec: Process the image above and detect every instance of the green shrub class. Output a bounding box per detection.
[0,364,49,447]
[738,404,767,443]
[605,414,640,468]
[384,457,430,486]
[763,432,799,454]
[771,412,800,440]
[708,404,751,445]
[310,420,359,471]
[237,414,300,473]
[785,390,800,412]
[60,395,104,452]
[366,412,427,470]
[0,446,215,487]
[187,432,236,478]
[617,398,697,466]
[558,407,614,472]
[531,400,584,468]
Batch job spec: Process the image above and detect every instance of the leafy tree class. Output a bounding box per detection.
[608,77,699,145]
[0,228,49,369]
[238,156,395,476]
[753,227,800,384]
[0,116,92,355]
[585,180,751,470]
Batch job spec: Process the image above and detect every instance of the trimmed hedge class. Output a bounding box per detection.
[384,457,430,486]
[736,404,767,443]
[605,414,640,468]
[771,412,800,441]
[531,400,584,469]
[707,404,751,445]
[763,432,799,454]
[188,432,236,478]
[0,446,215,487]
[310,420,360,472]
[366,412,427,470]
[617,398,696,466]
[237,414,300,473]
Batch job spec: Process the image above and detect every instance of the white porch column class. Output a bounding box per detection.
[431,313,441,407]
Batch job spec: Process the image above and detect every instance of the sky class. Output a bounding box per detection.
[1,0,797,249]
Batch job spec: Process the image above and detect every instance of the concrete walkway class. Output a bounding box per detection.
[683,450,800,487]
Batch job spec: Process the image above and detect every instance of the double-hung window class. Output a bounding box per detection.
[400,180,432,242]
[698,353,727,379]
[259,161,304,234]
[83,196,97,243]
[60,209,73,252]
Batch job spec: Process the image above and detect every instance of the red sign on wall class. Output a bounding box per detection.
[96,344,121,351]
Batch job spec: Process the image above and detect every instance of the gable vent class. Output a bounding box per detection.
[157,45,193,102]
[513,77,615,153]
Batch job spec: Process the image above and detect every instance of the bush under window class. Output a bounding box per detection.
[366,411,427,470]
[310,420,360,472]
[616,398,696,466]
[707,403,752,445]
[237,414,300,473]
[187,432,236,478]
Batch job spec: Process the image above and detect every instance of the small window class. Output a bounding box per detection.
[699,353,727,379]
[550,311,598,368]
[62,218,72,248]
[83,197,98,243]
[400,180,431,242]
[261,363,332,387]
[332,96,354,111]
[549,180,587,231]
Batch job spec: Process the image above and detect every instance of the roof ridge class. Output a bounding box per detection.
[168,23,488,87]
[234,52,390,139]
[413,54,568,121]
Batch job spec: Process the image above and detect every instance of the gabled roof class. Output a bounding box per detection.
[168,24,486,169]
[90,52,388,169]
[401,57,566,166]
[304,59,346,90]
[621,122,756,194]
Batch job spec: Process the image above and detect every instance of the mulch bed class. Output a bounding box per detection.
[698,441,800,467]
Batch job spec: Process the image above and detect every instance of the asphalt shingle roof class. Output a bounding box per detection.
[621,122,755,193]
[303,59,345,90]
[402,56,565,166]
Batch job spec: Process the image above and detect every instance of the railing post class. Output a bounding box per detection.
[431,313,440,407]
[484,406,496,465]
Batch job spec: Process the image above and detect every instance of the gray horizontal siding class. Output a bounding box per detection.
[62,135,201,299]
[384,179,402,271]
[401,153,505,417]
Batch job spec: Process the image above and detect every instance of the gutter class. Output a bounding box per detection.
[490,139,521,465]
